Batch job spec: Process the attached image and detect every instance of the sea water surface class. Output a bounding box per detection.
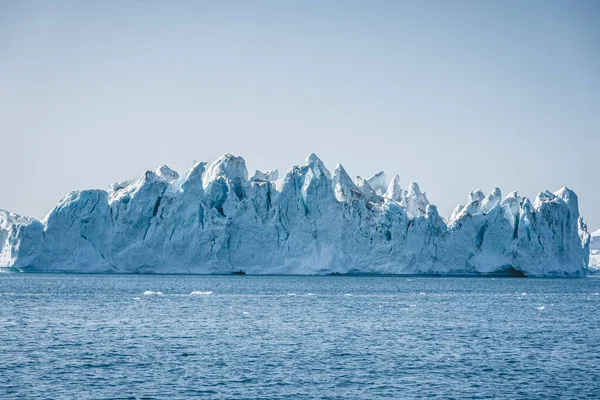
[1,274,599,399]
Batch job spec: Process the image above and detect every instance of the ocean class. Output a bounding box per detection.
[1,274,599,399]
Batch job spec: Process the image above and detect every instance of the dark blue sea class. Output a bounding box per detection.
[1,274,599,399]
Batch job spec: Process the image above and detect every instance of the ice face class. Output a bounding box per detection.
[0,154,590,277]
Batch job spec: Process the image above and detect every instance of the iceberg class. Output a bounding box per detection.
[0,153,591,276]
[589,229,600,275]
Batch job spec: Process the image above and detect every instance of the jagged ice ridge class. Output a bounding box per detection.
[0,154,591,276]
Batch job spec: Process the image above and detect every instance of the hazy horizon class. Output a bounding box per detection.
[1,0,599,228]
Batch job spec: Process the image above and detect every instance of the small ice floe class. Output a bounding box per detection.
[594,293,600,296]
[143,291,163,296]
[343,293,353,296]
[242,312,249,315]
[306,293,316,296]
[537,306,545,310]
[419,292,426,295]
[287,293,297,296]
[521,292,527,296]
[409,304,417,307]
[190,291,213,295]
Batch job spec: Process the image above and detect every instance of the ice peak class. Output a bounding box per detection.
[332,163,360,201]
[355,176,377,198]
[554,186,579,219]
[385,174,404,202]
[469,189,485,203]
[408,182,422,195]
[203,154,248,188]
[306,153,321,163]
[449,204,464,223]
[402,182,430,218]
[179,161,206,194]
[304,153,331,179]
[155,165,179,183]
[554,186,577,205]
[480,187,502,214]
[366,171,387,195]
[426,204,439,218]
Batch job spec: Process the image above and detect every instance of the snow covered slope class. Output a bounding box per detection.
[0,154,591,276]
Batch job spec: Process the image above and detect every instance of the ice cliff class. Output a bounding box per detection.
[0,154,591,276]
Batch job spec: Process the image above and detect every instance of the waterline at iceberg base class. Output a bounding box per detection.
[0,154,591,276]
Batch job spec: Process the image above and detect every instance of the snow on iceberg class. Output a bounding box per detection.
[0,153,591,276]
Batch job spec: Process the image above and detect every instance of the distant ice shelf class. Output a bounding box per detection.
[0,153,591,276]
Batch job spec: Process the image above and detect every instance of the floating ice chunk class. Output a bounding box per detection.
[287,293,297,296]
[306,293,316,296]
[143,291,163,295]
[537,306,545,310]
[242,311,249,315]
[190,291,213,295]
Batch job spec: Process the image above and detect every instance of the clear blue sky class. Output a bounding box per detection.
[1,0,599,228]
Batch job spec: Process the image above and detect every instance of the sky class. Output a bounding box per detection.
[0,0,599,228]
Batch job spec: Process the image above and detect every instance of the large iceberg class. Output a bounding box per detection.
[0,154,591,276]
